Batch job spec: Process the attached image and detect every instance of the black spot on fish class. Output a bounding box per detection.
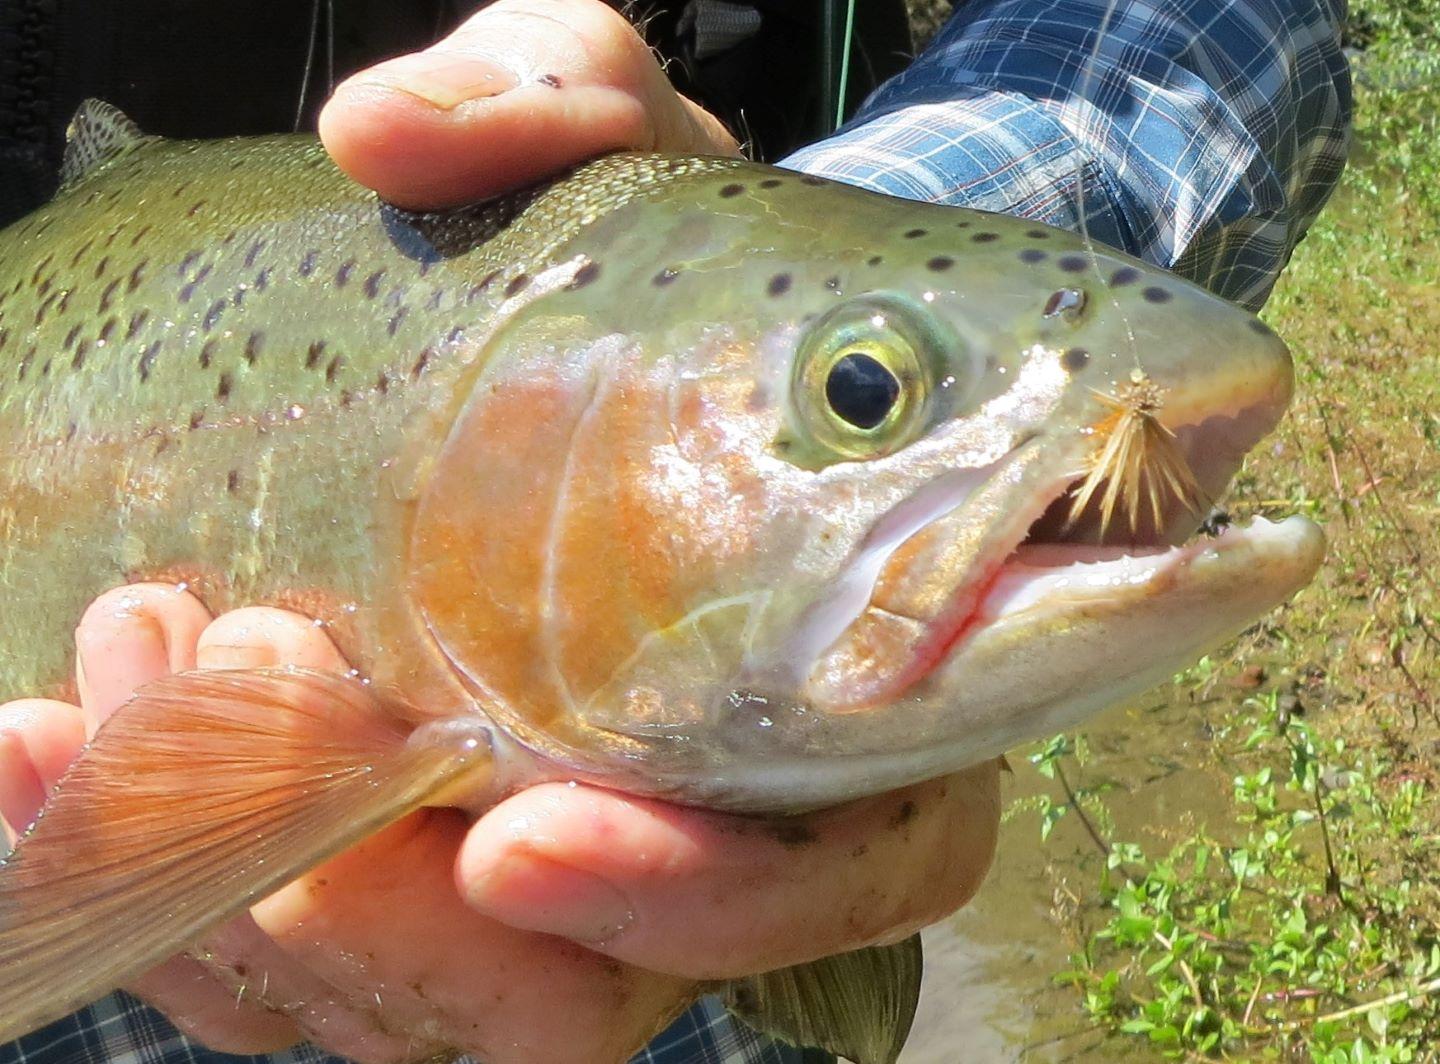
[227,469,241,493]
[199,339,217,369]
[254,268,271,292]
[1062,347,1091,371]
[336,261,356,287]
[411,347,434,379]
[244,241,266,269]
[188,409,205,430]
[98,318,117,345]
[568,261,601,290]
[138,341,161,381]
[445,325,465,345]
[93,256,110,280]
[971,232,998,243]
[425,288,445,311]
[306,341,326,370]
[325,355,344,384]
[1020,248,1047,264]
[1043,288,1087,319]
[767,273,792,297]
[927,256,954,272]
[364,271,385,299]
[824,276,841,290]
[244,332,263,364]
[299,250,319,277]
[204,299,226,331]
[376,371,391,394]
[1026,229,1050,239]
[187,200,207,218]
[98,279,120,314]
[1109,266,1141,287]
[866,255,883,266]
[1143,286,1172,304]
[1058,254,1088,273]
[504,273,530,298]
[129,225,152,247]
[954,219,972,229]
[800,175,825,186]
[216,372,233,401]
[387,308,409,336]
[63,324,81,350]
[128,260,147,293]
[126,310,150,340]
[170,180,192,199]
[653,267,680,286]
[538,72,563,88]
[71,340,89,369]
[904,228,927,239]
[719,183,745,198]
[177,251,200,277]
[759,178,783,189]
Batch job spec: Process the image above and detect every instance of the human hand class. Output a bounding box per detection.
[0,584,999,1062]
[318,0,741,208]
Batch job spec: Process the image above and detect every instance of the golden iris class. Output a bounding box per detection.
[789,296,937,462]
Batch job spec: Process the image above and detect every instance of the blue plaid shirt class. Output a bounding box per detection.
[0,0,1348,1062]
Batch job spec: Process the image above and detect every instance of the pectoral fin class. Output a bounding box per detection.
[0,666,493,1042]
[723,933,923,1064]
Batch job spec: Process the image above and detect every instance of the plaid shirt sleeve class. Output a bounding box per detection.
[783,0,1352,310]
[0,992,829,1064]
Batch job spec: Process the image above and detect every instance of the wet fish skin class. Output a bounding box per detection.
[0,109,1324,1058]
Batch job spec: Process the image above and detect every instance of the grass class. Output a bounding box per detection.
[1011,2,1440,1057]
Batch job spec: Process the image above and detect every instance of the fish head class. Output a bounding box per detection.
[410,158,1323,810]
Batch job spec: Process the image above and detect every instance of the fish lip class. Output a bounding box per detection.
[817,393,1296,708]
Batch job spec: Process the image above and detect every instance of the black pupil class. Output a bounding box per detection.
[825,352,901,430]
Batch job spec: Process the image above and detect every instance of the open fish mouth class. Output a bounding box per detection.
[804,386,1325,710]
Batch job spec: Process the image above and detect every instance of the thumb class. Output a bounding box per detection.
[319,0,739,209]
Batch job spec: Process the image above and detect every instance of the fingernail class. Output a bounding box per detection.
[366,52,519,111]
[0,730,46,840]
[468,854,635,945]
[197,640,277,670]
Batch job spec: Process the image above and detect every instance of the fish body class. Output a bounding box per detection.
[0,104,1324,1058]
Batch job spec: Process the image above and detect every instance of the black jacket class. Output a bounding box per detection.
[0,0,915,226]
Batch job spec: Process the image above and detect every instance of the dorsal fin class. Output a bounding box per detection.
[61,100,152,186]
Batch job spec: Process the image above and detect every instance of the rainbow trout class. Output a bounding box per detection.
[0,102,1324,1061]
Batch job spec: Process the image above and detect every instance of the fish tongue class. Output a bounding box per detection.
[0,666,493,1042]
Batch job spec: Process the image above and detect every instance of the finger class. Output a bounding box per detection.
[131,951,303,1055]
[0,699,86,842]
[319,0,739,208]
[75,584,213,737]
[458,763,1002,979]
[132,607,352,1054]
[195,607,348,672]
[250,812,695,1064]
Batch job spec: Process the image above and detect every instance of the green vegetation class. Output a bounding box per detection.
[1017,2,1440,1056]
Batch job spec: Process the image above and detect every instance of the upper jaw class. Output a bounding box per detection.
[801,377,1298,711]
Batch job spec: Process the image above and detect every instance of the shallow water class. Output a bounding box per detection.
[901,677,1243,1061]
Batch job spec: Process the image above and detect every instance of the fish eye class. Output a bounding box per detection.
[825,352,900,429]
[783,295,947,465]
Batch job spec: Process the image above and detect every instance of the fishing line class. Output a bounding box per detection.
[295,0,322,132]
[1071,0,1141,370]
[835,0,857,131]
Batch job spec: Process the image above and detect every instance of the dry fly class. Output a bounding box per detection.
[1067,368,1208,536]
